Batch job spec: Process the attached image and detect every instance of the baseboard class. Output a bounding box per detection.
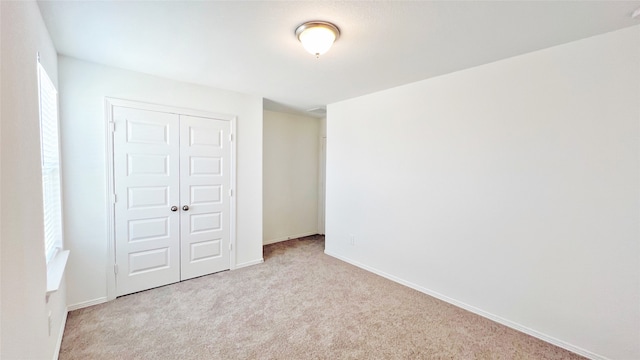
[52,308,68,360]
[235,258,264,269]
[263,232,318,245]
[324,250,608,360]
[67,297,108,311]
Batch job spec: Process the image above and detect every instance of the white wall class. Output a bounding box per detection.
[326,26,640,360]
[1,2,3,356]
[1,1,68,358]
[263,110,319,244]
[58,57,263,308]
[318,117,327,235]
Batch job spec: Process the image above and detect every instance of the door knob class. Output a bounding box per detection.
[170,206,178,212]
[182,205,190,211]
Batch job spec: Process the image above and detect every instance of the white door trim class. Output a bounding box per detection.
[104,97,237,301]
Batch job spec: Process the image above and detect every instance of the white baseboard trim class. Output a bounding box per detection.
[324,250,608,360]
[52,308,68,360]
[67,297,108,311]
[235,258,264,269]
[263,232,318,245]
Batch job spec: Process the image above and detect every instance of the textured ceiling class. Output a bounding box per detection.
[38,1,640,116]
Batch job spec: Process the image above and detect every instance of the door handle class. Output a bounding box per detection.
[182,205,190,211]
[170,206,178,212]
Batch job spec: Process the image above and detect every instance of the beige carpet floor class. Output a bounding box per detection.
[60,235,584,359]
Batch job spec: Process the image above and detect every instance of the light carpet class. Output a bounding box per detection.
[60,235,584,359]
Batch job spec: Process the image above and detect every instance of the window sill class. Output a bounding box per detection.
[46,250,70,296]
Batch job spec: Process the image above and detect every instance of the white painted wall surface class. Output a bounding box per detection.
[58,57,263,308]
[1,3,3,356]
[263,110,319,244]
[326,26,640,360]
[318,117,327,235]
[1,1,68,358]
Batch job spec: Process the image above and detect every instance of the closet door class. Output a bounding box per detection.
[179,115,231,280]
[113,106,181,296]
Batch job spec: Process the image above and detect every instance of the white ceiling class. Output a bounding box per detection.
[38,1,640,116]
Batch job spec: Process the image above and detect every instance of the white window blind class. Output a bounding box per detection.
[38,61,63,263]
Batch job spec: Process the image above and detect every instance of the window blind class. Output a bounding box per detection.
[38,61,63,263]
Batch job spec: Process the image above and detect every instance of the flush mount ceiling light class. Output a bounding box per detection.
[295,21,340,58]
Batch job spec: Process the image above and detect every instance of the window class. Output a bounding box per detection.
[38,61,63,263]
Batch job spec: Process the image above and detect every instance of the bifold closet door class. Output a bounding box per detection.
[179,115,231,280]
[113,106,181,296]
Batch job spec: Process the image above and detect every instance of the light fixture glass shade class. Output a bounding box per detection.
[296,21,340,57]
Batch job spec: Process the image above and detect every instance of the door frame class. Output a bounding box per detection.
[104,97,237,301]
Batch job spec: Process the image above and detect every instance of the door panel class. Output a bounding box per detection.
[189,156,222,175]
[127,154,169,176]
[190,185,222,205]
[114,106,180,296]
[179,115,231,280]
[127,217,169,242]
[190,239,222,262]
[129,248,171,274]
